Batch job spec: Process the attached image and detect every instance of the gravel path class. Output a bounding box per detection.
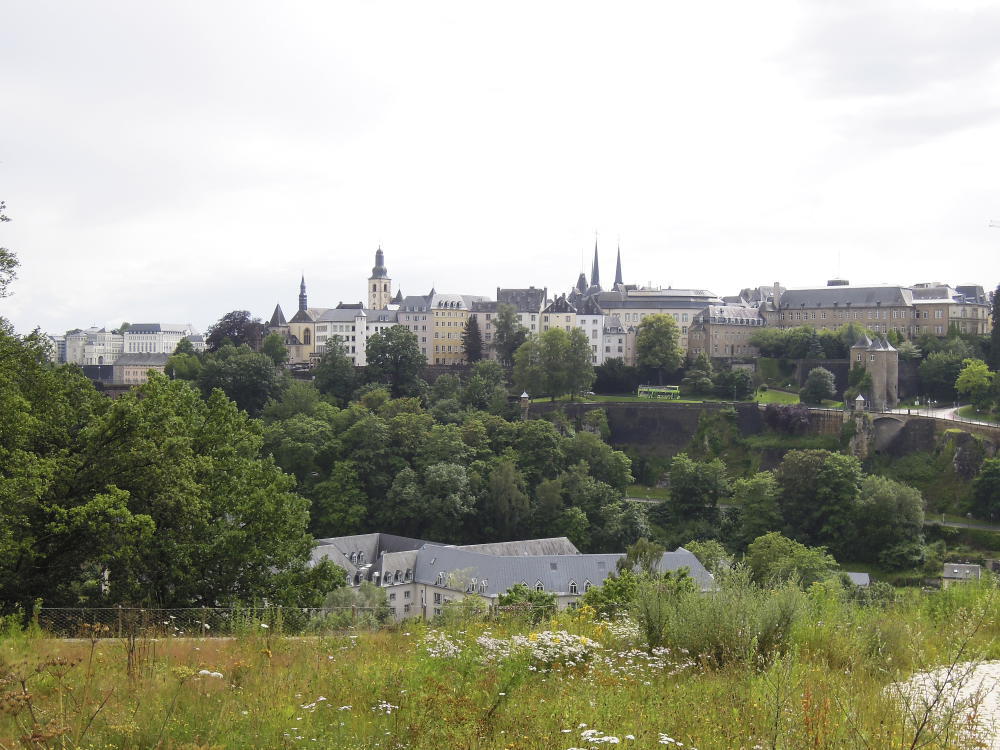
[893,661,1000,749]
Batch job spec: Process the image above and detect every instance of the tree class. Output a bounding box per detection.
[683,538,728,575]
[635,314,682,384]
[731,472,783,550]
[971,458,1000,521]
[313,338,358,406]
[617,538,665,576]
[462,359,508,412]
[713,367,754,400]
[365,325,427,398]
[581,568,641,618]
[173,337,196,356]
[512,336,546,398]
[853,475,925,568]
[513,328,593,400]
[681,352,714,396]
[261,332,289,366]
[799,366,836,404]
[594,358,640,394]
[497,582,556,622]
[310,461,368,537]
[197,344,286,416]
[0,201,17,298]
[462,315,483,362]
[493,304,528,367]
[0,360,342,609]
[774,450,862,556]
[481,459,530,540]
[205,310,265,351]
[745,532,838,587]
[919,351,964,401]
[955,358,994,411]
[666,453,730,522]
[565,328,596,398]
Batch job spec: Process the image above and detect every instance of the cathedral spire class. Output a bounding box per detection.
[614,244,623,287]
[590,239,601,290]
[298,274,307,312]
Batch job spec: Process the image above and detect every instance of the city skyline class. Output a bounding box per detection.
[2,1,999,335]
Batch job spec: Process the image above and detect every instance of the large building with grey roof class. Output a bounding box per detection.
[311,532,714,620]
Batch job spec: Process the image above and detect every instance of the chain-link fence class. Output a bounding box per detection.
[37,606,382,638]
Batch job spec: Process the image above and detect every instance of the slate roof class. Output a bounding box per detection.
[777,286,913,309]
[268,304,287,327]
[399,294,432,311]
[544,295,576,314]
[943,563,981,581]
[317,308,367,323]
[595,288,720,310]
[497,287,547,311]
[289,307,330,323]
[311,533,432,578]
[459,538,580,556]
[419,547,714,596]
[697,305,766,325]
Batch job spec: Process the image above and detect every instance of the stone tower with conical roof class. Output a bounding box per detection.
[368,246,392,310]
[849,333,898,411]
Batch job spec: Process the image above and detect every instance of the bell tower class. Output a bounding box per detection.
[368,246,392,310]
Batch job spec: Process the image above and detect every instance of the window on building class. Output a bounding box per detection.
[433,592,441,604]
[535,581,544,592]
[404,590,411,599]
[569,581,578,594]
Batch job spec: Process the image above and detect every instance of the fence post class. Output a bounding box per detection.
[117,605,123,639]
[352,605,357,624]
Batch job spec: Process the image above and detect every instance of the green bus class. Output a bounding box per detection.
[636,385,681,400]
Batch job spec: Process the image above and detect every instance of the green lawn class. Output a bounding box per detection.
[626,484,669,500]
[957,405,1000,424]
[754,388,799,404]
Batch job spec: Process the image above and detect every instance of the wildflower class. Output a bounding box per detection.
[197,669,224,679]
[260,623,269,629]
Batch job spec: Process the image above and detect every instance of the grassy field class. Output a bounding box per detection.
[957,405,1000,424]
[754,388,799,404]
[2,579,999,749]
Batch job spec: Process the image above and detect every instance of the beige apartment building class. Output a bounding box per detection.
[688,304,766,358]
[761,281,991,339]
[430,292,487,365]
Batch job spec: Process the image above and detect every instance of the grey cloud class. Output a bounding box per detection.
[790,3,1000,97]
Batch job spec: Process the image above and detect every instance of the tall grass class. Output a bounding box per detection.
[1,579,997,748]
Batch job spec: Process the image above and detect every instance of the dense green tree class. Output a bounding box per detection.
[896,340,922,361]
[955,358,994,410]
[205,310,265,351]
[563,431,633,492]
[713,367,754,400]
[260,332,289,366]
[513,420,564,486]
[731,472,783,550]
[497,582,556,621]
[513,328,593,400]
[262,413,338,482]
[594,357,641,394]
[581,568,641,618]
[480,459,530,539]
[844,363,873,403]
[197,344,286,416]
[430,373,462,403]
[853,475,925,568]
[919,351,965,401]
[635,314,682,384]
[365,325,427,398]
[313,338,358,406]
[461,359,508,412]
[681,352,714,396]
[310,461,368,538]
[745,532,838,587]
[0,360,341,609]
[666,453,730,522]
[799,366,836,404]
[461,315,483,362]
[774,450,862,555]
[493,304,528,367]
[683,538,729,575]
[261,380,334,423]
[166,351,203,381]
[617,538,665,575]
[971,458,1000,521]
[592,500,650,553]
[0,201,16,298]
[173,337,195,355]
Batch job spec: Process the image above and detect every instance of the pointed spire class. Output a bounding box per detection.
[298,275,308,312]
[269,303,287,327]
[614,244,623,287]
[371,246,389,279]
[590,239,601,290]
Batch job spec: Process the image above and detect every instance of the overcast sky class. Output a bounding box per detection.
[2,0,999,336]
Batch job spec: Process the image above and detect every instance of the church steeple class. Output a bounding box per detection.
[368,246,392,310]
[299,275,307,312]
[590,240,601,290]
[614,245,623,287]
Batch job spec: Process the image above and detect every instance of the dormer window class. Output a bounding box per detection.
[479,579,488,594]
[436,572,445,586]
[535,581,544,592]
[569,580,578,595]
[584,580,592,592]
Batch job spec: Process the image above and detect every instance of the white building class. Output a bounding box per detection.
[122,323,203,355]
